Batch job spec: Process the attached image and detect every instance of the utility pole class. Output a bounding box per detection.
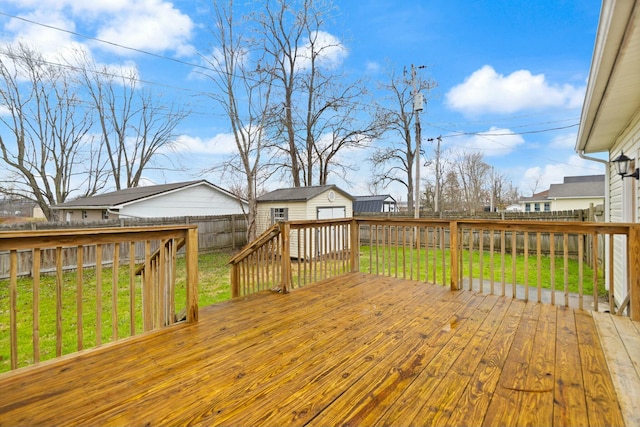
[434,136,442,214]
[411,64,425,219]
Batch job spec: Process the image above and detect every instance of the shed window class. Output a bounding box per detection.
[102,210,109,220]
[82,210,88,219]
[271,208,288,224]
[544,202,550,212]
[525,203,531,212]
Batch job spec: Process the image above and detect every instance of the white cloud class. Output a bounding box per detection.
[174,134,237,155]
[549,132,578,149]
[446,127,525,157]
[94,0,195,56]
[3,10,78,56]
[297,31,348,71]
[445,65,585,115]
[520,154,604,194]
[365,61,381,74]
[1,0,195,57]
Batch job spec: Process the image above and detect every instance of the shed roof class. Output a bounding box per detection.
[257,185,353,203]
[353,195,396,212]
[53,180,243,209]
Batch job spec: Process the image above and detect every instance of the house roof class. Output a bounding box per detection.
[520,175,605,201]
[549,175,605,198]
[53,180,245,209]
[353,195,396,212]
[521,190,549,202]
[257,185,353,202]
[576,0,640,153]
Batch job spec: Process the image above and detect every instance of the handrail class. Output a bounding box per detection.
[0,225,198,372]
[229,222,281,265]
[228,223,284,297]
[232,217,640,321]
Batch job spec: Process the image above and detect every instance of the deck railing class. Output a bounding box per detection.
[228,219,357,297]
[234,218,640,321]
[0,225,199,372]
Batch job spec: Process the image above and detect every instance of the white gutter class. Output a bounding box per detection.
[578,150,610,222]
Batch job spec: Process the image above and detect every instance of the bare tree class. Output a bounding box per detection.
[491,171,520,210]
[203,0,276,241]
[254,0,309,186]
[369,66,436,212]
[439,169,463,212]
[308,82,382,185]
[454,150,491,214]
[527,172,544,196]
[75,51,188,190]
[255,0,369,187]
[0,43,107,220]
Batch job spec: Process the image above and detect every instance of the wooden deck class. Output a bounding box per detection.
[0,273,637,426]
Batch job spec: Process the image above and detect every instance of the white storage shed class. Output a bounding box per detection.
[256,185,353,258]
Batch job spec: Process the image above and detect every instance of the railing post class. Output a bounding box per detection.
[230,262,239,298]
[281,222,291,294]
[350,219,360,272]
[629,225,640,321]
[185,227,199,323]
[449,221,459,291]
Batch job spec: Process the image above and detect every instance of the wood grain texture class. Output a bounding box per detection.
[575,311,625,427]
[553,307,588,427]
[593,311,640,427]
[0,273,630,427]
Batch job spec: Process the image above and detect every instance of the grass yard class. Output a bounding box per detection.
[359,245,606,296]
[1,246,604,373]
[0,251,232,373]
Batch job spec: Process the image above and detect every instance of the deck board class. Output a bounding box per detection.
[0,273,632,427]
[593,311,640,427]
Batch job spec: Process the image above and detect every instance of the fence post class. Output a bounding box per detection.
[449,221,459,291]
[281,222,291,294]
[231,215,236,250]
[185,227,199,323]
[629,225,640,321]
[350,219,360,272]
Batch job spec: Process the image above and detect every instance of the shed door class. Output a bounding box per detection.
[317,206,346,219]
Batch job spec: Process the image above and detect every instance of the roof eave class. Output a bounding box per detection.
[576,0,639,154]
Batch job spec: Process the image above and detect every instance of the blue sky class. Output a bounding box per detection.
[0,0,605,201]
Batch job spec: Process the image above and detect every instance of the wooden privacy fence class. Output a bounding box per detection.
[0,225,198,372]
[232,218,640,321]
[0,214,247,279]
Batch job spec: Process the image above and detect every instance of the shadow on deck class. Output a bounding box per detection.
[0,273,637,426]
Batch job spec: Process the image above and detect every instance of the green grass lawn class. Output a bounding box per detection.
[1,246,603,373]
[359,245,605,296]
[0,251,232,373]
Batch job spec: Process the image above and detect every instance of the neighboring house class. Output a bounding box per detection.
[575,0,640,308]
[504,204,523,212]
[256,185,353,258]
[0,199,45,219]
[353,195,398,213]
[518,175,605,213]
[519,190,550,213]
[52,180,248,221]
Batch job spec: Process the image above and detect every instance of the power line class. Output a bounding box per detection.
[431,123,579,138]
[0,11,214,72]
